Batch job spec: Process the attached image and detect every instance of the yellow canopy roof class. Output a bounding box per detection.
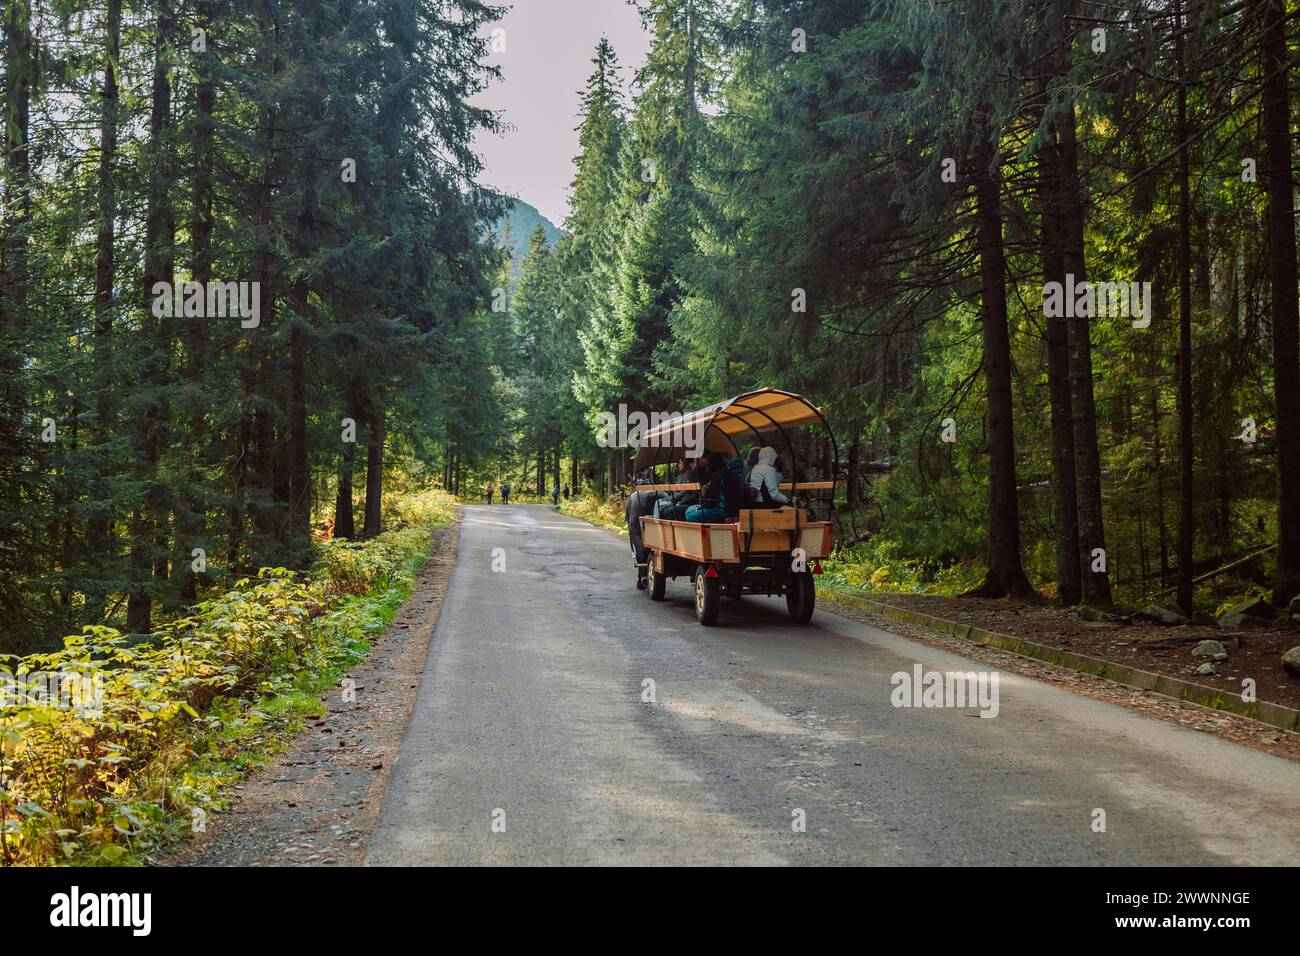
[632,388,827,472]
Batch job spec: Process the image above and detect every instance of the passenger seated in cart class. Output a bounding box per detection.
[684,452,746,523]
[747,446,789,505]
[653,455,706,520]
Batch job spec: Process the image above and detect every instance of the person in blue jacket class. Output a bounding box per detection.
[685,452,746,523]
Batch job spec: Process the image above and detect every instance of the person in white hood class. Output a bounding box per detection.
[747,446,789,504]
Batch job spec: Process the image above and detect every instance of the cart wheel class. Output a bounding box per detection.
[694,564,720,625]
[635,568,647,590]
[648,559,666,601]
[724,580,742,600]
[787,571,816,624]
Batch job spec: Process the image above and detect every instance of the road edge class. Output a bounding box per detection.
[156,509,466,866]
[819,589,1300,734]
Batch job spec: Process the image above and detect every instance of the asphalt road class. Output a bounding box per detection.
[367,505,1300,866]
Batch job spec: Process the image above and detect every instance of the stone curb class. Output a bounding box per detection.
[820,589,1300,734]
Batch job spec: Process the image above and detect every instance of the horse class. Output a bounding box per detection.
[625,489,666,588]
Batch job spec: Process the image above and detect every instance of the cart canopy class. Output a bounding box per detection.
[632,387,827,472]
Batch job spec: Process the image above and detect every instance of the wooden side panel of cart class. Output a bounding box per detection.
[640,518,741,567]
[640,507,832,570]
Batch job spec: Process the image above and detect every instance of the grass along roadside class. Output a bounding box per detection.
[0,490,455,866]
[559,495,626,536]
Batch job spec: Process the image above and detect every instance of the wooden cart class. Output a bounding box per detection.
[639,502,833,625]
[628,388,838,626]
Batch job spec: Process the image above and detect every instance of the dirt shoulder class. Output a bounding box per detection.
[858,592,1300,710]
[822,590,1300,763]
[157,514,462,866]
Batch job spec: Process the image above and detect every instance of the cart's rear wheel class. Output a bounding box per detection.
[724,580,742,600]
[695,564,720,625]
[787,571,816,624]
[648,556,666,601]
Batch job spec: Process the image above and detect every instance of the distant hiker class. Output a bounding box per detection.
[502,482,511,505]
[551,483,561,507]
[486,481,494,505]
[562,484,571,501]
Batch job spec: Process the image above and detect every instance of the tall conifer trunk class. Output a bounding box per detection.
[968,135,1035,599]
[1057,109,1112,607]
[88,0,122,618]
[1038,118,1082,607]
[176,0,215,601]
[1259,0,1300,607]
[1174,0,1196,614]
[128,1,176,633]
[335,386,359,539]
[363,406,384,539]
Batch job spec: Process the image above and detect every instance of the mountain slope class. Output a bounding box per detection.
[492,199,563,276]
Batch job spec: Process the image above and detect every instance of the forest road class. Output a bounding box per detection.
[367,505,1300,866]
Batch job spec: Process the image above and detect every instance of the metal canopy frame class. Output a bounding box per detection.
[631,388,839,511]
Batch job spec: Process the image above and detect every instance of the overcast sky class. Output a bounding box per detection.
[472,0,652,228]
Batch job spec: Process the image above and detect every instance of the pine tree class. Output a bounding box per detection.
[1257,0,1300,607]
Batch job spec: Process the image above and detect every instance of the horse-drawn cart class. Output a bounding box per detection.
[630,388,836,626]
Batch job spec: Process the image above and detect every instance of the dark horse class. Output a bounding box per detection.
[625,489,666,588]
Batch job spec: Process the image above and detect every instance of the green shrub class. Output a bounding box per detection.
[559,495,627,536]
[822,536,984,596]
[0,491,453,866]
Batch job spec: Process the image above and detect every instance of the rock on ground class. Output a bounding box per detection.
[1136,605,1188,626]
[1282,646,1300,679]
[1191,639,1229,661]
